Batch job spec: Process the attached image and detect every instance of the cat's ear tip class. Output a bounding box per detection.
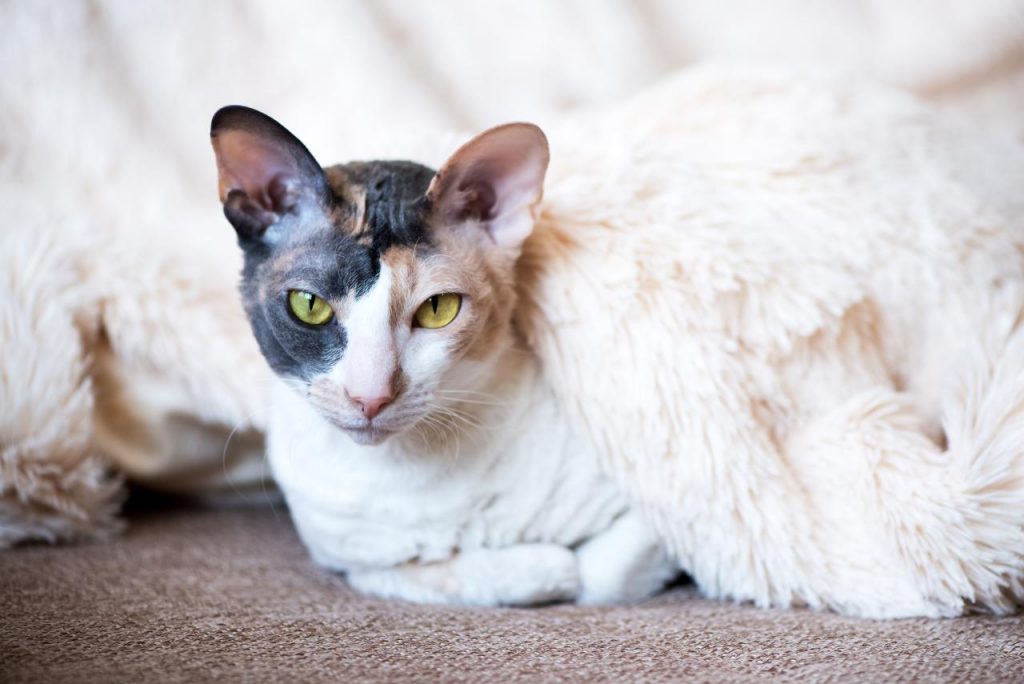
[211,104,248,135]
[481,122,550,158]
[489,121,547,137]
[210,105,278,137]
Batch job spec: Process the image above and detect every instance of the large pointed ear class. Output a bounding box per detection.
[427,123,549,249]
[210,105,330,244]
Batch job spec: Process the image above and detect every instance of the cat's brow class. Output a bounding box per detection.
[282,263,335,287]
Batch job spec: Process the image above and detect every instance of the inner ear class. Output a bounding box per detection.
[427,123,549,249]
[449,172,497,223]
[211,105,331,243]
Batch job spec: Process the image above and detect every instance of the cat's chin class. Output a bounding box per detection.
[342,426,396,446]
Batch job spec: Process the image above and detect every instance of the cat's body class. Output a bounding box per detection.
[212,114,676,605]
[270,344,670,605]
[212,68,1024,617]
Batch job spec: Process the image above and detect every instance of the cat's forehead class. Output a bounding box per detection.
[326,160,436,249]
[258,160,439,299]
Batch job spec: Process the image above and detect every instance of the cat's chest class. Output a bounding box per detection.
[267,380,626,570]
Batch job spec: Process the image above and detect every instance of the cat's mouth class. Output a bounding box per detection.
[341,424,395,446]
[307,384,412,445]
[329,412,421,446]
[304,401,422,445]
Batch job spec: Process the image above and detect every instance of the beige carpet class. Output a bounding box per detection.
[2,506,1022,682]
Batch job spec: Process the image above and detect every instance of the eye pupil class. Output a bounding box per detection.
[414,293,462,330]
[288,290,333,326]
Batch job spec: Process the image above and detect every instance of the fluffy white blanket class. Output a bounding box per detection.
[525,69,1024,616]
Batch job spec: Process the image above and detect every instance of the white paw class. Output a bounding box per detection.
[575,511,678,604]
[469,544,580,606]
[345,543,581,607]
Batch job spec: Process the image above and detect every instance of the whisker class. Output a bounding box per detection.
[435,395,510,407]
[422,405,490,445]
[221,408,261,503]
[435,388,502,398]
[431,402,487,428]
[435,389,506,402]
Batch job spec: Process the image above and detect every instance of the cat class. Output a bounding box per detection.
[210,105,679,606]
[211,70,1024,619]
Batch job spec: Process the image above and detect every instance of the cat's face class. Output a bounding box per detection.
[211,107,548,445]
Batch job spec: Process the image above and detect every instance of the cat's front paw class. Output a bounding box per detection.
[346,543,580,607]
[480,544,580,607]
[575,511,679,605]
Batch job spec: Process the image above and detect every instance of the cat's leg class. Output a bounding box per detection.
[575,510,679,604]
[346,543,580,606]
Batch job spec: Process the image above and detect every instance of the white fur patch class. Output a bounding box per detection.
[330,263,398,403]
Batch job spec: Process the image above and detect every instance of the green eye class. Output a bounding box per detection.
[414,293,462,329]
[288,290,333,326]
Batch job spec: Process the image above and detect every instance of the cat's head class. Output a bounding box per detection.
[210,106,548,446]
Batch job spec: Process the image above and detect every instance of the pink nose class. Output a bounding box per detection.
[349,393,393,420]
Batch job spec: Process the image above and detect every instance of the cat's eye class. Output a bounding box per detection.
[414,293,462,329]
[288,290,333,326]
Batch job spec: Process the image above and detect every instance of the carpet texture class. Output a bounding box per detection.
[2,506,1022,682]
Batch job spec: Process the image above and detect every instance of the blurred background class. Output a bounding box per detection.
[3,0,1024,248]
